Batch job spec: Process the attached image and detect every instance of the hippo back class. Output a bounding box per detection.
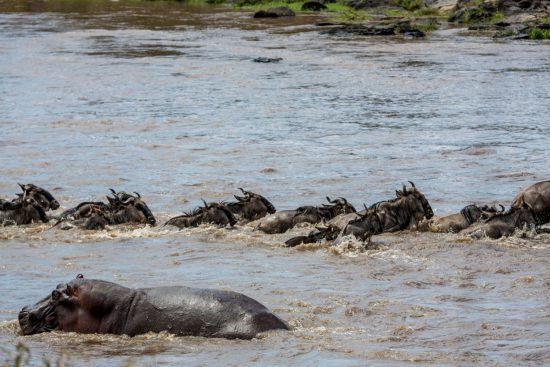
[126,286,287,338]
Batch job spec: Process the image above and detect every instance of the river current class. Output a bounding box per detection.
[0,1,549,366]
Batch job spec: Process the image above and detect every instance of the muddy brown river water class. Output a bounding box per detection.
[1,0,549,366]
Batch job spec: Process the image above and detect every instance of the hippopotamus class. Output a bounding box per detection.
[19,276,289,339]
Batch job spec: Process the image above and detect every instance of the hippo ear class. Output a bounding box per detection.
[51,290,61,301]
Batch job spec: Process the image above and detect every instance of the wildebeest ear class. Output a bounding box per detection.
[520,197,533,210]
[76,274,84,279]
[396,190,403,197]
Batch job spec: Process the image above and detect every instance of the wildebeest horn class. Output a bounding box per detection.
[134,192,141,198]
[498,204,505,212]
[238,188,250,196]
[202,199,209,209]
[339,197,347,205]
[121,196,133,204]
[408,181,416,188]
[402,184,408,195]
[234,195,245,202]
[326,196,334,203]
[76,274,84,279]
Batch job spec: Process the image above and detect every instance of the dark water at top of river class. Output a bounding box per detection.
[0,1,549,366]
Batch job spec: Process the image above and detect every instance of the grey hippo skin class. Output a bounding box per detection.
[19,276,289,339]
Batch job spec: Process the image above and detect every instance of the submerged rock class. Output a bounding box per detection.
[344,0,389,10]
[448,0,498,23]
[322,20,428,37]
[253,7,296,18]
[252,57,283,63]
[301,1,328,11]
[497,0,550,13]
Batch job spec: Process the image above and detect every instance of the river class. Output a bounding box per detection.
[0,0,549,365]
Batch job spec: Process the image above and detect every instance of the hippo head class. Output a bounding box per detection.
[18,183,60,211]
[19,274,85,335]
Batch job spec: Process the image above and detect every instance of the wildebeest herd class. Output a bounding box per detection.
[2,180,549,243]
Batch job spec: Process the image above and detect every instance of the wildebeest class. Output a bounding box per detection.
[16,183,60,211]
[165,201,237,229]
[425,204,503,233]
[54,190,156,230]
[0,197,49,226]
[1,183,59,212]
[256,197,356,234]
[226,188,276,223]
[368,182,433,232]
[463,200,536,239]
[511,180,550,225]
[0,183,58,225]
[285,205,384,247]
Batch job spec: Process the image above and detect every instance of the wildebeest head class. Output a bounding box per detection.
[1,197,49,225]
[166,200,237,228]
[460,204,483,224]
[114,191,156,226]
[479,204,505,221]
[19,274,86,335]
[321,197,356,219]
[396,181,433,219]
[201,201,237,227]
[18,183,60,211]
[234,188,276,215]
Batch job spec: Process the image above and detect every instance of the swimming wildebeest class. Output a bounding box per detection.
[511,180,550,225]
[165,200,237,229]
[256,197,356,234]
[425,204,504,233]
[284,205,380,247]
[226,188,276,222]
[17,183,60,211]
[285,182,432,246]
[55,190,156,229]
[1,184,59,211]
[368,181,434,232]
[0,197,49,226]
[462,200,536,239]
[19,275,288,339]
